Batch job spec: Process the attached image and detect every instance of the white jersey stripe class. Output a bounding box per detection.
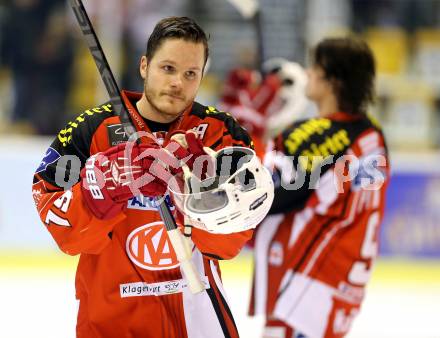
[288,207,313,249]
[315,169,339,215]
[182,249,225,338]
[274,273,334,338]
[303,191,360,276]
[254,214,284,315]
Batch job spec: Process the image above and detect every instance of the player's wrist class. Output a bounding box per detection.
[79,153,124,219]
[79,142,178,219]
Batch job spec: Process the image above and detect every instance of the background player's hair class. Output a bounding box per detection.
[145,16,209,67]
[312,37,376,115]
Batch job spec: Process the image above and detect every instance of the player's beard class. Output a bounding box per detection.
[143,74,192,121]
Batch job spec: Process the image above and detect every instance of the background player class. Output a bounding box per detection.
[249,37,390,338]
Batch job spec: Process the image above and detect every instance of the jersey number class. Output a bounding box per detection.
[45,190,73,227]
[347,211,379,285]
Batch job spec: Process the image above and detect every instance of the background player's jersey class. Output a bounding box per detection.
[249,112,389,338]
[32,91,253,338]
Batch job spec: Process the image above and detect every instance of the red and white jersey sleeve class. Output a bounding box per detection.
[32,103,125,255]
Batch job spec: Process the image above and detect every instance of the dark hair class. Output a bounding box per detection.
[146,16,209,66]
[312,37,376,115]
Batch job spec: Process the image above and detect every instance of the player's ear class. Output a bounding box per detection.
[140,56,148,80]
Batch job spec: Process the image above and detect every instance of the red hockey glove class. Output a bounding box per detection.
[164,130,215,179]
[80,142,177,219]
[219,68,281,138]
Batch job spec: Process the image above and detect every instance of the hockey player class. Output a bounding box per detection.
[249,37,390,338]
[32,17,273,338]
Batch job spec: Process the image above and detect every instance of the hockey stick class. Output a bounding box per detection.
[69,0,205,294]
[226,0,264,71]
[226,0,258,19]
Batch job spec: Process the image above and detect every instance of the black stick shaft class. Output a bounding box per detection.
[69,0,135,136]
[69,0,178,230]
[253,9,264,73]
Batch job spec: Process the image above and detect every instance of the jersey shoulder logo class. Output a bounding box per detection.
[107,123,129,146]
[36,147,61,173]
[191,123,208,140]
[126,221,180,271]
[58,103,113,146]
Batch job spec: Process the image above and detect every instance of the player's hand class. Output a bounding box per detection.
[164,130,215,179]
[80,142,175,219]
[219,68,281,138]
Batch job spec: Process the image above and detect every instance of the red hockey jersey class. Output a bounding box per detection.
[32,91,253,338]
[249,112,389,338]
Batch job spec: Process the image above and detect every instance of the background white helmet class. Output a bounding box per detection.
[263,57,317,137]
[169,147,274,234]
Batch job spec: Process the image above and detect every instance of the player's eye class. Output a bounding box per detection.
[163,65,175,73]
[185,71,197,79]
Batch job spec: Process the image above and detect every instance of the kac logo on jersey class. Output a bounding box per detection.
[36,147,61,173]
[126,222,180,271]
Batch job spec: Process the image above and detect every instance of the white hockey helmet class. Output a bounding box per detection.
[262,58,316,137]
[168,146,274,234]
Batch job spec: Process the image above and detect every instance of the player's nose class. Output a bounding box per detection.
[169,73,183,89]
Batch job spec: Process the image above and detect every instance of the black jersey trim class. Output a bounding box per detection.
[216,283,239,334]
[190,102,252,147]
[206,283,232,338]
[202,252,224,260]
[38,102,115,188]
[209,137,223,151]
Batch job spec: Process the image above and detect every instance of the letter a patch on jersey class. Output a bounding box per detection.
[126,222,179,271]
